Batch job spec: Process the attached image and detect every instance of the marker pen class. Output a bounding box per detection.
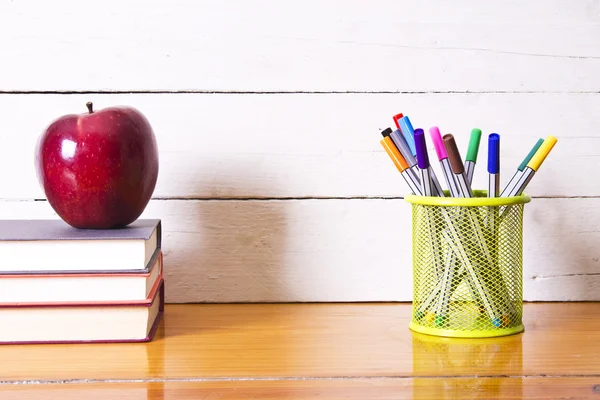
[379,128,422,195]
[504,135,557,197]
[398,116,417,156]
[442,134,473,198]
[398,116,445,197]
[413,128,445,312]
[500,138,544,197]
[487,133,500,197]
[413,129,434,196]
[429,126,460,197]
[392,113,403,130]
[465,128,482,184]
[389,128,421,188]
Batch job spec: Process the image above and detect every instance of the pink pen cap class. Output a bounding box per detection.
[429,126,448,161]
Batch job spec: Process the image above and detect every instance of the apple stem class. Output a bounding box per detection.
[86,102,94,114]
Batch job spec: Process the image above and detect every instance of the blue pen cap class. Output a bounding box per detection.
[487,133,500,174]
[413,128,429,169]
[399,116,417,156]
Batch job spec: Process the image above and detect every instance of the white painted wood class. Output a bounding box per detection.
[1,93,598,200]
[0,0,599,92]
[0,198,596,302]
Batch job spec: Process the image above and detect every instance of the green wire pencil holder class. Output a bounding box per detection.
[405,190,530,338]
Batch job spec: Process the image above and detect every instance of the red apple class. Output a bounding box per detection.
[35,102,159,229]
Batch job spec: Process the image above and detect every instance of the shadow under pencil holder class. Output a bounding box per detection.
[405,190,530,338]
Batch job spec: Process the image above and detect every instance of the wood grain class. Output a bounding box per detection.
[0,303,599,398]
[0,93,597,200]
[0,0,599,92]
[1,378,600,400]
[0,197,598,303]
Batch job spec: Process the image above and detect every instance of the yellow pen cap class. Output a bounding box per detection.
[527,135,557,171]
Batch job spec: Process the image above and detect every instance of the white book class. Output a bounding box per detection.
[0,219,161,272]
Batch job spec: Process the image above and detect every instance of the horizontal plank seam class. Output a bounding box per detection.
[3,375,600,385]
[6,195,600,202]
[0,91,600,95]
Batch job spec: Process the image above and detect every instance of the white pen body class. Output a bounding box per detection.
[508,167,535,197]
[440,159,460,197]
[465,160,476,184]
[454,173,474,198]
[488,173,500,197]
[401,170,422,196]
[409,165,421,185]
[429,168,445,197]
[419,168,434,196]
[500,170,523,197]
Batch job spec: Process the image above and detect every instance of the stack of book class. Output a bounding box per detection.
[0,219,163,344]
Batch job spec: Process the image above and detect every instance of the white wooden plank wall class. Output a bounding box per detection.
[0,0,598,302]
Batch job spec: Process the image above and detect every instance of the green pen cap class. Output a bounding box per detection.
[465,128,482,162]
[518,138,545,171]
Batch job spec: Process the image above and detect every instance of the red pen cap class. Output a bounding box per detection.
[393,113,404,129]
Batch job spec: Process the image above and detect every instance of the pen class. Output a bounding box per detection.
[414,129,434,196]
[442,134,473,198]
[380,128,422,195]
[398,116,417,156]
[486,133,500,274]
[465,128,482,184]
[392,113,404,130]
[443,134,512,324]
[488,133,500,197]
[426,126,461,324]
[413,128,445,288]
[503,136,558,197]
[388,128,421,189]
[500,138,544,197]
[429,126,460,197]
[398,116,445,197]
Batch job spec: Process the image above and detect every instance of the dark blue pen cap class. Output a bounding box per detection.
[487,133,500,174]
[414,128,429,169]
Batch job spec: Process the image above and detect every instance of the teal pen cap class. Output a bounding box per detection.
[500,138,544,197]
[518,139,544,171]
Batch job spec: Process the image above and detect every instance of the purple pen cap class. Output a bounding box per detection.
[413,128,429,169]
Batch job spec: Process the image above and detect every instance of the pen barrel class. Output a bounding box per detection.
[488,173,500,198]
[409,165,421,185]
[500,170,523,197]
[429,168,445,197]
[401,170,422,196]
[419,168,433,197]
[390,129,418,167]
[441,159,460,197]
[406,167,421,188]
[509,168,535,197]
[465,161,476,184]
[454,173,474,198]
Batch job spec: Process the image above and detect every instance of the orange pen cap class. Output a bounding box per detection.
[380,128,409,172]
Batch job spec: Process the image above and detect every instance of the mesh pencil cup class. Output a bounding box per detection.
[405,190,530,338]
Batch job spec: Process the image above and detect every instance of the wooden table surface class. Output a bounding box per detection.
[1,303,599,399]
